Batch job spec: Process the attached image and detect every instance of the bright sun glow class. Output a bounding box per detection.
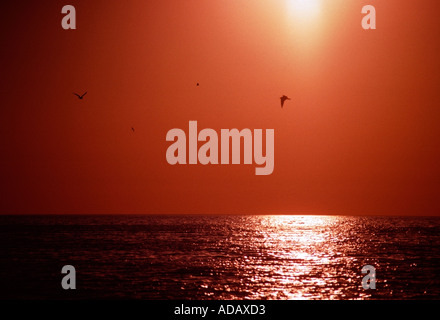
[287,0,321,22]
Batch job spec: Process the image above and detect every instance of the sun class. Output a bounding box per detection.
[287,0,321,22]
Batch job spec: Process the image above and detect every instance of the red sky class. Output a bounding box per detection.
[1,0,439,215]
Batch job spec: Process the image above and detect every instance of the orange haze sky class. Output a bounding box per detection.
[1,1,439,215]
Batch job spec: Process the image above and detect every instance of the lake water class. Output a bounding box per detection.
[0,215,438,299]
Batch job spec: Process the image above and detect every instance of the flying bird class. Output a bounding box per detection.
[131,127,135,132]
[196,83,200,87]
[73,92,87,99]
[280,95,291,108]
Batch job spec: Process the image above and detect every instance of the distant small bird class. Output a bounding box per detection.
[280,95,291,108]
[196,83,200,87]
[73,92,87,99]
[131,127,135,132]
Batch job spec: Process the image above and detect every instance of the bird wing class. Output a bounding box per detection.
[73,93,81,98]
[81,92,88,98]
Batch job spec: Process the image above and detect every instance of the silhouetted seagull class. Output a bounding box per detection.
[73,92,87,99]
[280,95,291,108]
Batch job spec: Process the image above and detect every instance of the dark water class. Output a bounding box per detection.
[0,215,439,300]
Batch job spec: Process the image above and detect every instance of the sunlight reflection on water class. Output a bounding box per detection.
[0,214,439,299]
[240,215,360,299]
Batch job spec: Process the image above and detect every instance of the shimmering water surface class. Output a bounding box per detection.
[0,215,439,299]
